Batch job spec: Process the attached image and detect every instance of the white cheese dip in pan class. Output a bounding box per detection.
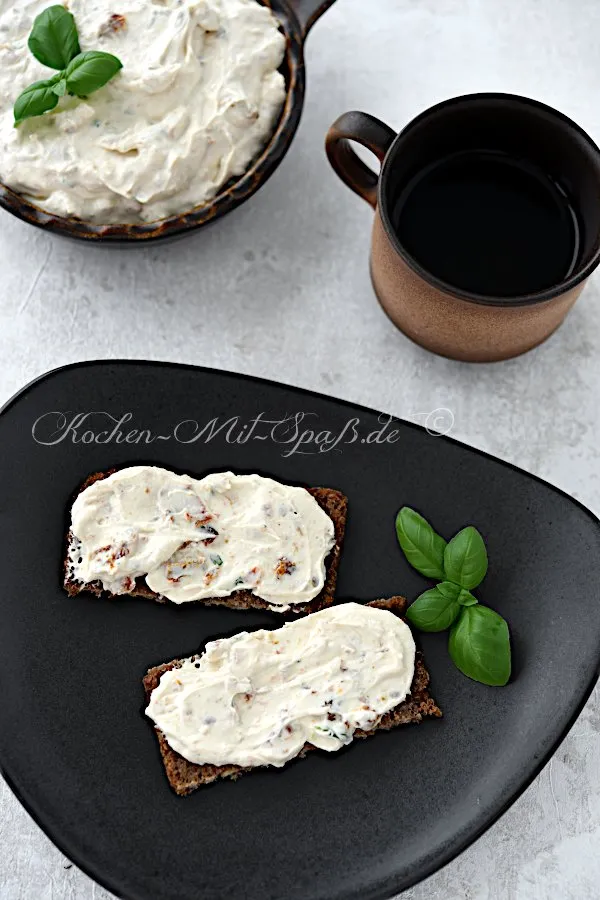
[0,0,286,222]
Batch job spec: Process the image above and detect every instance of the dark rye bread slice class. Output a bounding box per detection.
[142,596,442,796]
[64,470,347,615]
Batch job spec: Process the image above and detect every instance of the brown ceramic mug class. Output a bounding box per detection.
[326,94,600,362]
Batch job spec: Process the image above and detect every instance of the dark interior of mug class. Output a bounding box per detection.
[379,94,600,302]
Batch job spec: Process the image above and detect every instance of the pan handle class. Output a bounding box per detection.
[288,0,337,38]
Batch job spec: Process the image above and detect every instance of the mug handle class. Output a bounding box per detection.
[325,111,397,209]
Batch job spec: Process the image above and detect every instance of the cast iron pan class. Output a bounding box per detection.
[1,360,599,899]
[0,0,336,242]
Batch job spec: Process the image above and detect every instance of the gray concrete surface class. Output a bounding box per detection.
[1,0,599,897]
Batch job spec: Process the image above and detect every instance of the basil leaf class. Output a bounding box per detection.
[52,78,67,97]
[65,51,123,97]
[444,526,488,590]
[449,605,511,686]
[437,581,461,600]
[457,588,478,607]
[396,507,447,580]
[406,583,461,632]
[28,6,80,71]
[14,79,59,125]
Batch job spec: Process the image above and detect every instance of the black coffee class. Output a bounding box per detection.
[391,150,580,297]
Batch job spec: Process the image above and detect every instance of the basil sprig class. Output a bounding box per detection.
[14,6,123,126]
[396,507,511,686]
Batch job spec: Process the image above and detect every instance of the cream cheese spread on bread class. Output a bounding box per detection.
[68,466,335,608]
[0,0,285,223]
[146,603,417,767]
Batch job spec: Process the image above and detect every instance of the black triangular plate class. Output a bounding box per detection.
[1,360,599,900]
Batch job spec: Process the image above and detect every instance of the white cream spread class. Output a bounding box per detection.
[146,603,417,767]
[68,466,335,608]
[0,0,286,223]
